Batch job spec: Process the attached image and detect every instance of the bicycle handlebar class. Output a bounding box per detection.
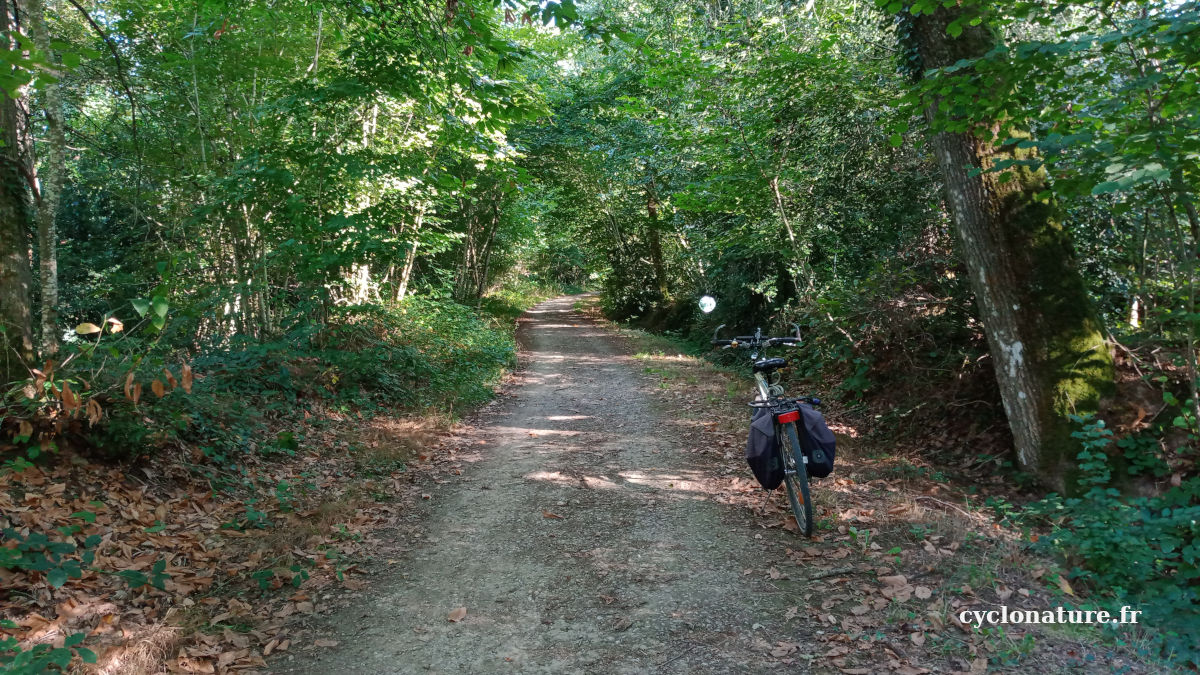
[711,323,802,348]
[710,336,801,347]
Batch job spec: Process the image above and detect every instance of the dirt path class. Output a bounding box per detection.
[277,295,814,673]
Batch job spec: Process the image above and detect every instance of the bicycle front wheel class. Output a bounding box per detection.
[779,421,813,537]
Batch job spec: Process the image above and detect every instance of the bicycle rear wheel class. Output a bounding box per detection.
[779,421,813,536]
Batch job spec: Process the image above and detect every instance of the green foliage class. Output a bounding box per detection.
[0,628,96,674]
[0,526,97,589]
[1024,416,1200,666]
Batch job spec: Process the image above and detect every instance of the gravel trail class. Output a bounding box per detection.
[282,295,811,674]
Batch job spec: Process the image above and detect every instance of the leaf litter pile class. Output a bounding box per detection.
[627,336,1161,674]
[0,412,460,673]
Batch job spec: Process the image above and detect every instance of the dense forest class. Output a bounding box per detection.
[1,0,1198,671]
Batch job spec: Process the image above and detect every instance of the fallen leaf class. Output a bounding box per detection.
[542,510,564,519]
[914,586,932,600]
[447,607,467,622]
[1056,575,1074,596]
[770,641,800,657]
[910,631,926,646]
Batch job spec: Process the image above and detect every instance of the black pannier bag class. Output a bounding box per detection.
[745,407,784,490]
[796,404,837,478]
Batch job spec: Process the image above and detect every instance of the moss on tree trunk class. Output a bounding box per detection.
[912,5,1114,491]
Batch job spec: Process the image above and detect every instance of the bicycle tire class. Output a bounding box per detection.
[779,421,813,537]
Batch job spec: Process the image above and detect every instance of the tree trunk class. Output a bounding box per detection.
[0,0,35,384]
[474,201,501,300]
[646,189,669,301]
[912,6,1114,490]
[395,210,423,303]
[28,0,61,356]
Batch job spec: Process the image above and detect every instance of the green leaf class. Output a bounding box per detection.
[151,295,169,318]
[48,647,72,668]
[64,633,85,648]
[78,647,98,664]
[118,569,148,588]
[47,568,68,588]
[888,134,903,147]
[75,322,102,335]
[131,298,150,317]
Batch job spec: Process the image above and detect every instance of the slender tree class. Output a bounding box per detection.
[28,0,63,356]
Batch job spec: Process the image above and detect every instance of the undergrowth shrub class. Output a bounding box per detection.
[1025,416,1200,666]
[4,294,528,466]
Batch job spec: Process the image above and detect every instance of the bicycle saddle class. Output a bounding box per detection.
[752,357,788,373]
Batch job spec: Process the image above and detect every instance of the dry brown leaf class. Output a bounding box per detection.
[770,642,800,657]
[880,575,914,602]
[447,607,467,622]
[969,657,988,674]
[61,381,79,412]
[1056,575,1074,596]
[910,632,926,647]
[152,379,166,398]
[86,398,103,425]
[314,638,339,648]
[542,510,564,519]
[914,586,932,600]
[181,362,194,393]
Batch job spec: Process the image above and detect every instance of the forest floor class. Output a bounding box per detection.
[267,296,1159,675]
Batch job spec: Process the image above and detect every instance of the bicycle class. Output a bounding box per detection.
[711,323,821,537]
